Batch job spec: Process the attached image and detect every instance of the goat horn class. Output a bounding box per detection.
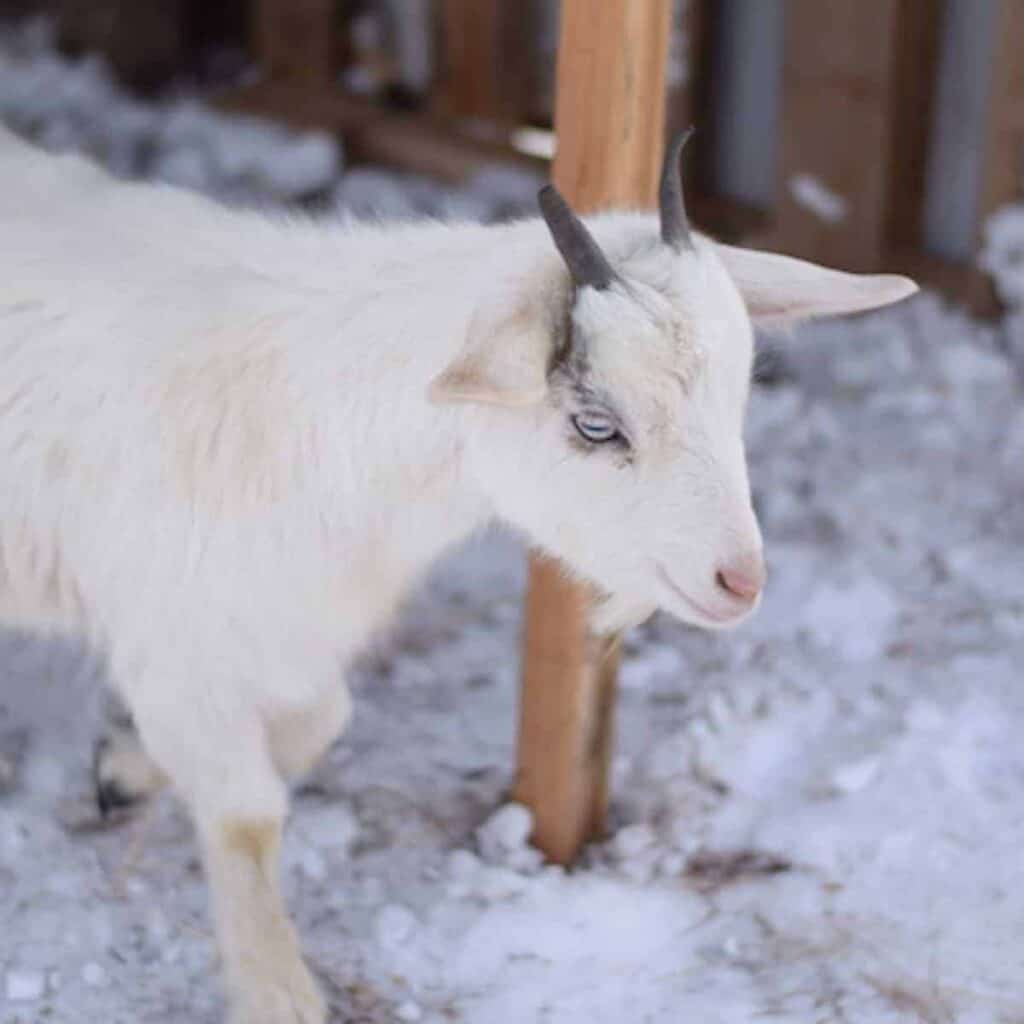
[659,126,695,250]
[538,185,617,291]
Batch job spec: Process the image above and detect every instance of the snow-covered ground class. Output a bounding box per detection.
[2,17,1023,1024]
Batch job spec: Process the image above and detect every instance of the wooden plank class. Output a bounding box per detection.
[771,0,924,272]
[253,0,336,91]
[665,0,710,195]
[513,0,671,867]
[438,0,533,128]
[971,0,1024,311]
[885,0,944,253]
[216,81,546,184]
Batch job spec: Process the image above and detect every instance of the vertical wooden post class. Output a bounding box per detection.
[771,0,936,272]
[254,0,336,91]
[513,0,671,867]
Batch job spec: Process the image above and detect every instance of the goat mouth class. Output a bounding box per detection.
[655,564,750,626]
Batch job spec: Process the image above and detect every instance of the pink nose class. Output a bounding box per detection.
[715,553,765,602]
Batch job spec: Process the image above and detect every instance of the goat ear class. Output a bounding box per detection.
[713,242,918,328]
[429,293,551,407]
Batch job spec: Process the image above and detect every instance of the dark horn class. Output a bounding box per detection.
[659,127,695,250]
[538,185,617,291]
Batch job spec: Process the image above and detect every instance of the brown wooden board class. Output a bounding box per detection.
[771,0,931,273]
[437,0,534,128]
[253,0,337,91]
[884,0,944,254]
[512,0,671,867]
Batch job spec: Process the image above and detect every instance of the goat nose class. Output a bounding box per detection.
[715,554,765,602]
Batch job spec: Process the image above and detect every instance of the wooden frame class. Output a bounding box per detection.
[764,0,1022,312]
[219,0,546,185]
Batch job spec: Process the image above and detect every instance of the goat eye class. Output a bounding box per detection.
[571,412,620,444]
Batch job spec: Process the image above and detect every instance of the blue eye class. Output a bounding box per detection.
[571,412,621,444]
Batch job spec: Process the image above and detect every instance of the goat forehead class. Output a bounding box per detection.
[580,320,751,453]
[568,246,752,429]
[574,289,703,400]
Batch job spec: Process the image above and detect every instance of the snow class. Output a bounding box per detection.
[475,803,543,874]
[4,970,46,1003]
[2,14,1024,1024]
[981,202,1024,376]
[982,204,1024,309]
[789,172,848,224]
[80,962,108,989]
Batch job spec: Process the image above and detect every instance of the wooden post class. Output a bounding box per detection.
[254,0,336,91]
[438,0,533,128]
[513,0,671,866]
[771,0,938,272]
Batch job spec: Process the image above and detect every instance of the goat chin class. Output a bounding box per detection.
[591,592,657,635]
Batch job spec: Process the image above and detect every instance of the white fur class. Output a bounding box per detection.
[0,127,916,1023]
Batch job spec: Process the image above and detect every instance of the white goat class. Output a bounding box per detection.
[0,127,915,1024]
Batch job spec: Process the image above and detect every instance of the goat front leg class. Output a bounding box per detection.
[132,695,325,1024]
[200,809,324,1024]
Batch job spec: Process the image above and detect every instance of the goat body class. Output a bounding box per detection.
[0,128,915,1023]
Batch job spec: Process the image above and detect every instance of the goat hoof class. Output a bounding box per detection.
[95,776,140,817]
[91,728,166,818]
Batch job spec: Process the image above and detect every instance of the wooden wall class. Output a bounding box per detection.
[37,0,1024,310]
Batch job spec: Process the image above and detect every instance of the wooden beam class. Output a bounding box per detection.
[513,0,671,866]
[253,0,336,91]
[770,0,932,272]
[216,81,546,184]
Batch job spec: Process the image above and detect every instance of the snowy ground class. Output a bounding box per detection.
[2,17,1024,1024]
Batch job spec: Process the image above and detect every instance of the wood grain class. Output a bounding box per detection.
[771,0,933,272]
[438,0,534,128]
[548,0,672,211]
